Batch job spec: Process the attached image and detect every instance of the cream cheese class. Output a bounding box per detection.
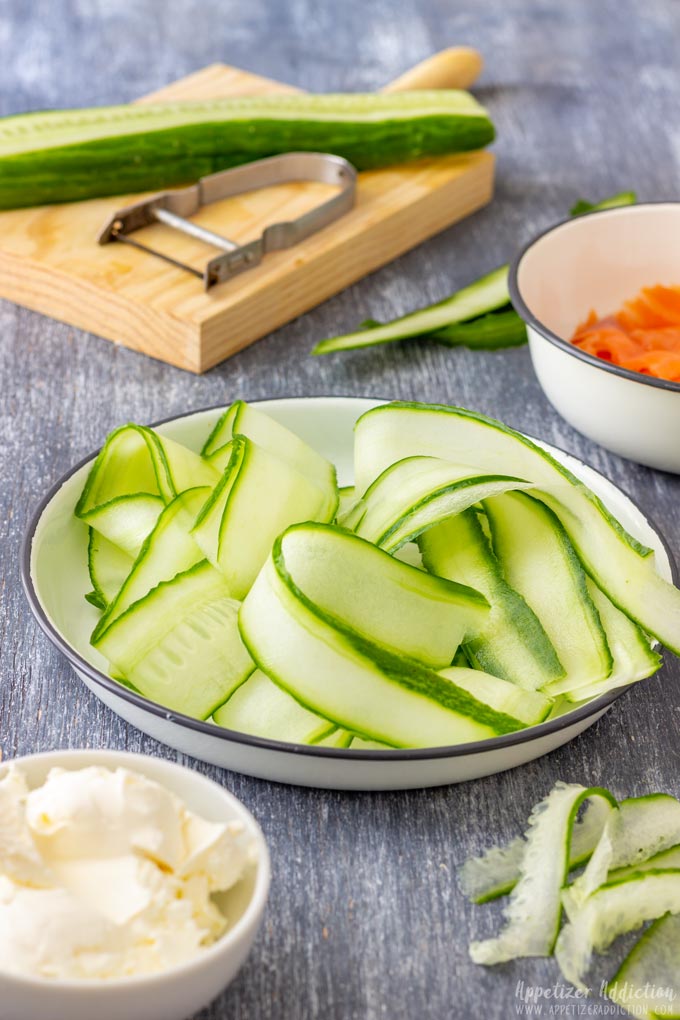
[0,764,250,980]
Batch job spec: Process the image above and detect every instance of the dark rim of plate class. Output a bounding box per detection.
[508,202,680,395]
[20,396,679,763]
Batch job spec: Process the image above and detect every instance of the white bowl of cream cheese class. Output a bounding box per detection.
[0,749,270,1020]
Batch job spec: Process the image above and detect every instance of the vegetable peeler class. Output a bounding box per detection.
[98,151,357,290]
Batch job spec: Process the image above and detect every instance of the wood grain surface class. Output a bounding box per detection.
[0,61,493,372]
[1,2,679,1018]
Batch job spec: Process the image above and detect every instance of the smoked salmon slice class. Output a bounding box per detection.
[571,284,680,382]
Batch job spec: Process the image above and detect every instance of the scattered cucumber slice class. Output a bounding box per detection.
[431,308,527,349]
[555,870,680,992]
[570,190,637,216]
[313,192,636,357]
[469,783,616,964]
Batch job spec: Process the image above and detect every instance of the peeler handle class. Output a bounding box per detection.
[381,47,483,93]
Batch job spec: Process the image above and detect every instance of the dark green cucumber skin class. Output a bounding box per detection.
[355,308,526,351]
[0,113,494,209]
[570,191,636,216]
[431,309,527,349]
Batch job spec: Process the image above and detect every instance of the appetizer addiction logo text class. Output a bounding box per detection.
[514,979,677,1016]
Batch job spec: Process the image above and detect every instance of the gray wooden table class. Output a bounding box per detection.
[1,1,679,1017]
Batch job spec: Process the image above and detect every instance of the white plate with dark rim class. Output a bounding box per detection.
[21,396,676,791]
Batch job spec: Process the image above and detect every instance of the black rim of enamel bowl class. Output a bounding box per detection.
[20,397,679,763]
[508,202,680,395]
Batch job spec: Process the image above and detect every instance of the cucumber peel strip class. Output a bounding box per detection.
[313,191,636,355]
[459,792,613,905]
[570,191,637,216]
[431,308,527,349]
[564,794,680,915]
[460,795,680,908]
[352,310,527,350]
[312,266,510,355]
[555,870,680,992]
[469,783,617,963]
[606,912,680,1019]
[609,843,680,884]
[462,782,680,1017]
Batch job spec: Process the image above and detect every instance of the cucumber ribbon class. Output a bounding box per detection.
[76,398,674,743]
[238,523,552,748]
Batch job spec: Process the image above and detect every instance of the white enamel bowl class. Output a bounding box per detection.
[22,397,676,791]
[0,749,270,1020]
[509,203,680,473]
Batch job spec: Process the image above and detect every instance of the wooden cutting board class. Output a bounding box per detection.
[0,58,494,373]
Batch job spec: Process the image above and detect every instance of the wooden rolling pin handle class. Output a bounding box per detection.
[382,47,483,93]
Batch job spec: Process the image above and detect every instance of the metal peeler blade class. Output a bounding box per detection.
[98,152,357,290]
